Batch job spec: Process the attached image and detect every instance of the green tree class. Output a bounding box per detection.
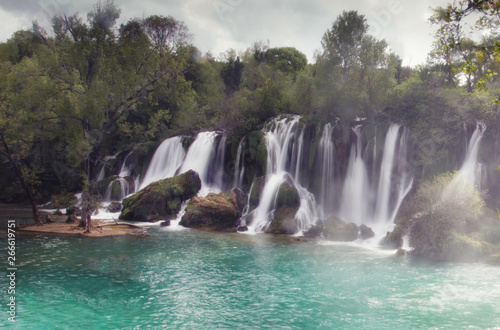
[0,33,61,224]
[431,0,500,93]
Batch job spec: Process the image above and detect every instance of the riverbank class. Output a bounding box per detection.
[17,220,148,237]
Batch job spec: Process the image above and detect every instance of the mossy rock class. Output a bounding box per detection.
[180,191,241,230]
[265,206,299,235]
[275,181,300,209]
[119,170,201,221]
[244,131,267,183]
[249,176,265,208]
[323,216,359,242]
[383,223,405,249]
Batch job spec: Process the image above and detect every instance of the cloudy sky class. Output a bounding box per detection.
[0,0,451,66]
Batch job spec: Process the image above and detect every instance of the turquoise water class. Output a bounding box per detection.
[1,227,500,329]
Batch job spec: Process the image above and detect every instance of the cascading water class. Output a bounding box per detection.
[339,125,370,225]
[139,136,186,190]
[209,134,227,191]
[104,151,138,201]
[179,131,222,196]
[374,124,402,224]
[233,138,246,189]
[249,116,318,233]
[317,123,337,218]
[458,121,486,188]
[338,123,414,237]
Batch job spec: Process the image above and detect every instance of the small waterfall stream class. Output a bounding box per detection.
[139,136,186,190]
[458,121,486,188]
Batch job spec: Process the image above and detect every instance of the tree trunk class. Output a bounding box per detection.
[0,135,42,225]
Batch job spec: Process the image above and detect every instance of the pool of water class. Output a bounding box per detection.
[1,227,499,329]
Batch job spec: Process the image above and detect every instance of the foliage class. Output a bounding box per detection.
[430,0,500,94]
[408,171,486,260]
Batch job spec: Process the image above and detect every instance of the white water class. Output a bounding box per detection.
[317,123,337,218]
[179,131,221,196]
[104,151,138,201]
[233,138,246,189]
[139,136,186,190]
[339,125,370,225]
[458,121,486,187]
[374,124,401,224]
[339,123,414,239]
[249,116,318,233]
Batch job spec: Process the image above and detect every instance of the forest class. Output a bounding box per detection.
[0,1,499,260]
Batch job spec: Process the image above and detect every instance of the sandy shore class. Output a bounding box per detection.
[18,220,148,237]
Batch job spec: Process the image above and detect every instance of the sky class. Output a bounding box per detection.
[0,0,452,66]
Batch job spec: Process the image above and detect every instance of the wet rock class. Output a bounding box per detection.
[180,191,241,230]
[160,220,171,227]
[359,224,375,240]
[303,224,323,238]
[323,216,359,242]
[107,202,122,213]
[119,170,201,221]
[237,225,249,232]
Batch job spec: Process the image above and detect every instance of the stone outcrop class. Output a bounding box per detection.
[180,191,241,231]
[119,170,201,221]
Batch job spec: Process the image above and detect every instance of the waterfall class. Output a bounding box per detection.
[233,138,246,189]
[139,136,186,190]
[96,155,116,181]
[210,134,227,190]
[339,125,370,225]
[179,131,221,196]
[104,151,137,201]
[339,123,414,234]
[458,121,486,188]
[249,116,318,233]
[317,123,337,218]
[374,124,401,223]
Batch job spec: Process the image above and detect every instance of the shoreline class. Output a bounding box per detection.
[16,220,149,237]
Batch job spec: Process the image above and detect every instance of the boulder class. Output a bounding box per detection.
[237,225,249,232]
[107,202,122,213]
[323,216,359,242]
[180,191,241,230]
[231,187,247,212]
[275,180,300,209]
[265,207,299,235]
[264,180,301,235]
[303,224,323,238]
[119,170,201,221]
[160,220,171,227]
[359,224,375,240]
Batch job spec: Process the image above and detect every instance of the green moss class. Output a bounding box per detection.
[119,170,201,221]
[275,183,300,209]
[265,206,299,235]
[245,131,267,182]
[249,177,264,207]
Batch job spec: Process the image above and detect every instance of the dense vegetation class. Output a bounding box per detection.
[0,0,499,235]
